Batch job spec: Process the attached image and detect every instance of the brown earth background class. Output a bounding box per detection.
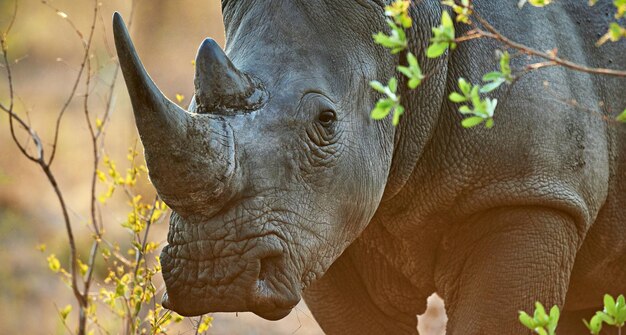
[0,0,446,333]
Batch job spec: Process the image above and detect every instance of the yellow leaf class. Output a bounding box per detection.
[151,209,162,222]
[197,315,214,333]
[36,243,47,252]
[96,170,106,182]
[47,254,61,272]
[527,0,551,6]
[175,94,185,104]
[77,259,88,276]
[60,304,72,321]
[144,242,158,253]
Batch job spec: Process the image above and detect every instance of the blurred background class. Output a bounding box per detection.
[0,0,445,333]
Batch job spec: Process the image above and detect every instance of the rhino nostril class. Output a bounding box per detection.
[258,255,282,282]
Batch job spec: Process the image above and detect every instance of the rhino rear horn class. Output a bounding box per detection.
[194,38,266,113]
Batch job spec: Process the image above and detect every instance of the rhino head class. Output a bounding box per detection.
[113,0,396,320]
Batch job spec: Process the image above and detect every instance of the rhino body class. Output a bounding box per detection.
[113,0,626,333]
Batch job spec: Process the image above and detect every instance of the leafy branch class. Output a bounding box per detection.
[1,2,100,333]
[2,1,212,334]
[371,0,626,128]
[520,295,626,335]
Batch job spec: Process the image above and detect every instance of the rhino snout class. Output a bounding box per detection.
[160,234,301,320]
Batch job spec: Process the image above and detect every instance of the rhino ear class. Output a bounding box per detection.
[193,39,267,114]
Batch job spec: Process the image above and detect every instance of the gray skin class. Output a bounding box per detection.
[113,0,626,333]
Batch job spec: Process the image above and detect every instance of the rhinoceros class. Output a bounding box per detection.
[112,0,626,333]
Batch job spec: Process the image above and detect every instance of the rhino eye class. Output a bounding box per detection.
[317,110,336,127]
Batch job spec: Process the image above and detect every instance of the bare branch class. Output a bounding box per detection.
[3,0,18,35]
[47,0,99,166]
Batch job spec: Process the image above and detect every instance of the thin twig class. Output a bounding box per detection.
[194,316,204,335]
[47,0,99,166]
[471,12,626,78]
[82,0,102,305]
[133,195,160,279]
[53,303,76,335]
[41,164,85,307]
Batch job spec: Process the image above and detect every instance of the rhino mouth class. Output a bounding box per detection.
[160,213,303,320]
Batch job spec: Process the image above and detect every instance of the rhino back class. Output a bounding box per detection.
[399,0,626,308]
[406,1,626,229]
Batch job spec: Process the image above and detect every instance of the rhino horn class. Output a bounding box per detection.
[113,13,239,217]
[194,38,266,113]
[113,12,188,144]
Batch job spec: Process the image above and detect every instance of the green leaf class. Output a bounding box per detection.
[371,99,394,120]
[408,78,421,89]
[499,51,512,78]
[427,12,456,58]
[372,20,408,53]
[458,105,473,114]
[534,302,547,322]
[449,92,467,103]
[398,52,424,88]
[479,78,505,93]
[407,51,418,67]
[461,116,485,128]
[393,104,405,126]
[549,305,560,324]
[596,311,615,325]
[605,294,617,316]
[397,66,413,78]
[370,80,386,93]
[584,314,604,335]
[519,311,535,329]
[482,71,504,82]
[616,0,626,18]
[548,305,560,334]
[470,86,482,111]
[371,107,389,120]
[458,78,471,95]
[441,11,454,29]
[426,42,449,58]
[484,98,498,117]
[590,314,604,334]
[485,117,494,128]
[609,22,624,41]
[388,77,398,93]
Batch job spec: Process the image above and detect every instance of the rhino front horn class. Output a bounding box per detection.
[113,12,188,137]
[194,38,266,114]
[113,13,241,218]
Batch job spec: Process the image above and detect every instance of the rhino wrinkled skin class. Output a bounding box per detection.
[113,1,626,334]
